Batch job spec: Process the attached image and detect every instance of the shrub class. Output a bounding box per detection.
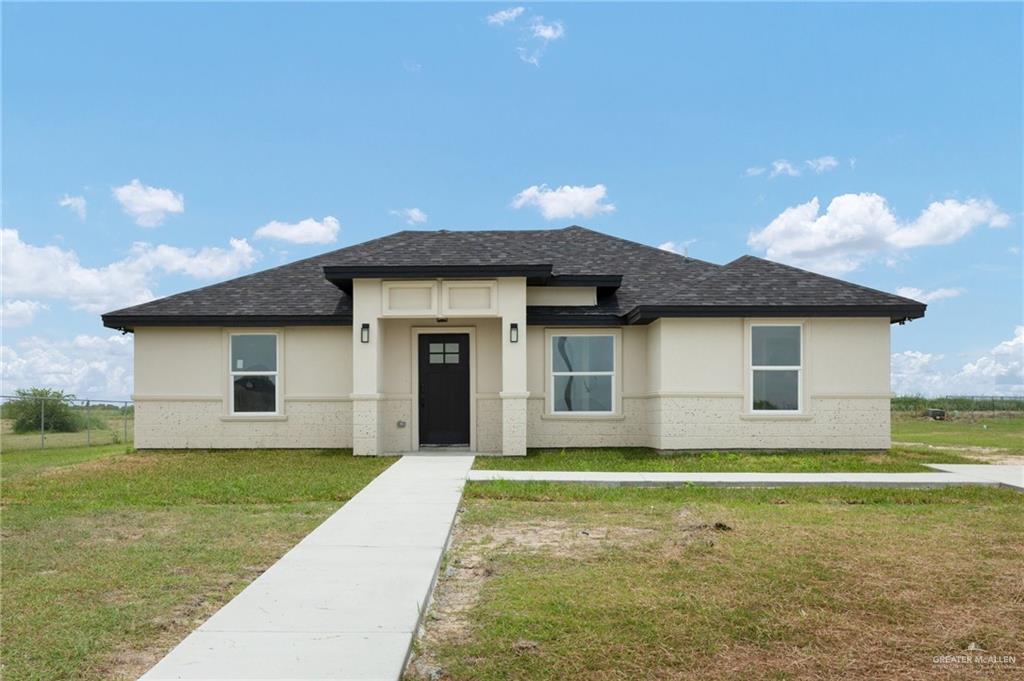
[7,388,82,433]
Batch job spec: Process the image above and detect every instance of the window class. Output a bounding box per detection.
[230,334,278,414]
[750,325,801,412]
[428,342,460,364]
[551,335,615,413]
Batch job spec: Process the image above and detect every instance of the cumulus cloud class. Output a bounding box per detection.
[58,194,87,220]
[486,6,525,25]
[253,216,340,244]
[744,167,766,177]
[894,287,964,304]
[2,300,48,328]
[1,334,134,399]
[769,160,800,178]
[530,17,565,41]
[658,239,697,256]
[390,208,428,225]
[1,228,258,313]
[891,327,1024,396]
[747,193,1010,274]
[112,179,185,227]
[511,184,615,220]
[806,156,839,174]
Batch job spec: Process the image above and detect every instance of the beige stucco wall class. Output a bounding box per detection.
[133,313,891,451]
[133,326,353,449]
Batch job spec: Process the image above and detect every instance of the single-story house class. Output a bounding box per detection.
[102,226,926,455]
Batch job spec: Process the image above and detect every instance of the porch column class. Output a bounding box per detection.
[498,277,528,456]
[351,278,382,456]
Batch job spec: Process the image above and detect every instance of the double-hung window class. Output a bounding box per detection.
[551,334,615,414]
[750,324,801,412]
[230,333,279,414]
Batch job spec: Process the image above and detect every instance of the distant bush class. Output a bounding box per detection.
[5,388,110,433]
[892,395,1024,412]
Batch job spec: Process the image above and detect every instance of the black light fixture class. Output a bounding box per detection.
[360,323,370,343]
[510,322,519,343]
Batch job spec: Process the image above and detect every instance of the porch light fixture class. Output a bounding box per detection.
[360,323,370,343]
[510,323,519,343]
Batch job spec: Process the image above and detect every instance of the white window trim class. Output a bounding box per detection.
[748,322,803,415]
[546,330,619,416]
[228,331,281,416]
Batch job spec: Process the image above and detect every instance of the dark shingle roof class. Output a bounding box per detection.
[102,226,925,329]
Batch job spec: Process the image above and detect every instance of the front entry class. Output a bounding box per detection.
[418,333,471,447]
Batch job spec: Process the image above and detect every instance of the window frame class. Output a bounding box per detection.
[548,332,618,416]
[228,331,281,416]
[748,322,803,414]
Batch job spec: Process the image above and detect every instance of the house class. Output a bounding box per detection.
[101,226,926,454]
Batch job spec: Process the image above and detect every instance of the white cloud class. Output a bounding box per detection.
[747,193,1010,274]
[253,216,340,245]
[1,228,258,313]
[58,194,87,220]
[1,334,134,399]
[658,239,697,256]
[128,238,258,279]
[530,17,565,41]
[744,167,766,177]
[769,160,801,178]
[892,327,1024,396]
[2,300,48,328]
[806,156,839,174]
[112,179,185,227]
[390,208,428,225]
[511,184,615,220]
[894,287,964,304]
[486,6,525,26]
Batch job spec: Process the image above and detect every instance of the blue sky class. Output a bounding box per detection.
[2,2,1022,400]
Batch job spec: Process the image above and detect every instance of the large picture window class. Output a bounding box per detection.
[750,325,801,412]
[551,334,615,413]
[230,333,278,414]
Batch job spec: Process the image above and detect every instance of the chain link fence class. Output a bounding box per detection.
[0,395,134,451]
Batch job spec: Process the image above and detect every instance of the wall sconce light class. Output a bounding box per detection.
[510,322,519,343]
[360,323,370,343]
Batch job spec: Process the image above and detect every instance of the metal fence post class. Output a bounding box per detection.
[86,400,91,446]
[123,404,128,446]
[40,398,45,449]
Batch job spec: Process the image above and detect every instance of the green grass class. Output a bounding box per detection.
[892,415,1024,453]
[0,446,396,681]
[418,482,1024,681]
[472,445,978,473]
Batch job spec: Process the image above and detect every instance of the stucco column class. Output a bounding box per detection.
[497,277,528,456]
[351,278,382,455]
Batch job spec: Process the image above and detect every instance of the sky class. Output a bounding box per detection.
[2,2,1022,401]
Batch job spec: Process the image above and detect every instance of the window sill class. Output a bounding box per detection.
[739,413,812,421]
[540,412,625,422]
[220,414,288,422]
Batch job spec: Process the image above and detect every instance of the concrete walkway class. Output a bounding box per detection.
[925,464,1024,490]
[467,467,1024,489]
[141,455,474,681]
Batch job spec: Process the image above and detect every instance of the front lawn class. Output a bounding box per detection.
[0,446,396,681]
[473,445,977,472]
[411,483,1024,681]
[892,414,1024,453]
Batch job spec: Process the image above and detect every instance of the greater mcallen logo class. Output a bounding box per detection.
[933,642,1018,667]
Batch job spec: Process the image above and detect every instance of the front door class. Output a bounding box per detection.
[418,334,470,447]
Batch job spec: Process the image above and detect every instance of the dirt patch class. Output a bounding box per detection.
[893,441,1024,465]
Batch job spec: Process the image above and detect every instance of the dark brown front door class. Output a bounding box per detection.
[418,334,470,447]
